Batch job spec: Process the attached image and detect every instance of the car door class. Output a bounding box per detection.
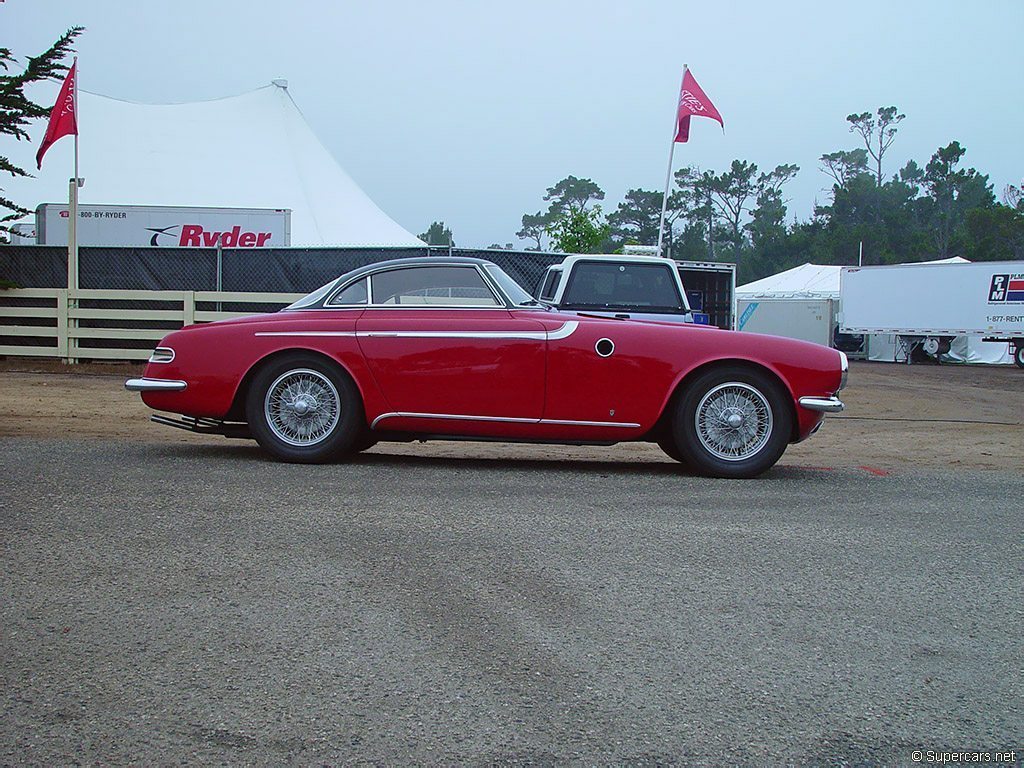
[538,315,674,431]
[355,264,547,421]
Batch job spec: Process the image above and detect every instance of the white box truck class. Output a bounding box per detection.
[34,204,291,247]
[840,261,1024,367]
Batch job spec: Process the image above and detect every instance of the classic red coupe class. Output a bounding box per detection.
[126,257,846,478]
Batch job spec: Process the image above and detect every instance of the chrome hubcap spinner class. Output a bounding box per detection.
[265,368,341,447]
[695,382,773,462]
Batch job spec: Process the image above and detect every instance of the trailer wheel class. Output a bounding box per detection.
[1015,343,1024,369]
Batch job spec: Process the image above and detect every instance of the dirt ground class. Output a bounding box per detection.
[0,358,1021,472]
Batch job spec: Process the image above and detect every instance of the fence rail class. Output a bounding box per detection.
[0,288,302,362]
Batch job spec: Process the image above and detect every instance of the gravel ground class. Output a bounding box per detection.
[1,359,1023,472]
[1,437,1021,765]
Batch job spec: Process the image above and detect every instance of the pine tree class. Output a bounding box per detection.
[1,26,84,235]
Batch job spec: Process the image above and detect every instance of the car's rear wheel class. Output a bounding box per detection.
[246,354,366,463]
[672,366,792,478]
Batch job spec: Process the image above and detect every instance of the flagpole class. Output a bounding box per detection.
[71,57,79,293]
[657,65,687,258]
[67,57,79,363]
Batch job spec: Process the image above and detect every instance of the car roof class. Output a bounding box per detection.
[339,256,497,283]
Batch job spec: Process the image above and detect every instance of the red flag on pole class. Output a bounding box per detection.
[674,68,723,143]
[36,62,78,169]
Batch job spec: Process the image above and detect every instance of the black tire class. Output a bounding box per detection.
[246,353,366,463]
[672,366,792,479]
[352,435,378,453]
[657,434,687,464]
[1015,344,1024,369]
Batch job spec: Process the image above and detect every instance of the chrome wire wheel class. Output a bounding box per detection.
[694,382,773,462]
[264,368,341,447]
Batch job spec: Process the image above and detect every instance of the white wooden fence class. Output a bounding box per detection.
[0,288,303,362]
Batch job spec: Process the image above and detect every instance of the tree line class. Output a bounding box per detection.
[426,107,1024,284]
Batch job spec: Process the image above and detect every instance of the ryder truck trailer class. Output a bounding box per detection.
[34,204,291,248]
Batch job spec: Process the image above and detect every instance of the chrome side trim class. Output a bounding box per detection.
[547,321,578,341]
[541,417,640,428]
[798,396,845,413]
[255,331,358,337]
[361,330,547,340]
[371,412,535,429]
[253,321,579,342]
[370,411,640,430]
[125,377,187,392]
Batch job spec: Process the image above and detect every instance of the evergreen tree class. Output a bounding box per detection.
[418,221,454,247]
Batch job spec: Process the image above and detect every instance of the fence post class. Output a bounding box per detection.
[56,289,69,361]
[183,291,195,327]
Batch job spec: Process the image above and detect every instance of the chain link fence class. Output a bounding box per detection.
[0,246,567,355]
[0,245,567,294]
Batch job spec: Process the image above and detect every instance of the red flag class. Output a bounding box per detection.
[674,68,723,143]
[36,62,78,169]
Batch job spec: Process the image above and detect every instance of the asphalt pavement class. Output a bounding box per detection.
[1,438,1021,765]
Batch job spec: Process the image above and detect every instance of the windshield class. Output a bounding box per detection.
[484,264,535,306]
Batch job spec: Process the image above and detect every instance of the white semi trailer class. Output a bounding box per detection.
[34,203,291,248]
[840,261,1024,367]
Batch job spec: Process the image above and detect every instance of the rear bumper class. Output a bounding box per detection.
[798,396,844,413]
[125,377,187,393]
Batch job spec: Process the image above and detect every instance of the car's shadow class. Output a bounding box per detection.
[141,441,839,481]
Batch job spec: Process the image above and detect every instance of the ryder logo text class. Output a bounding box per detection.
[178,225,273,248]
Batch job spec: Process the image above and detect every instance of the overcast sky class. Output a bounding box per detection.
[7,0,1024,248]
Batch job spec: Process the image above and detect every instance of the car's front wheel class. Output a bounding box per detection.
[246,354,366,463]
[672,366,792,478]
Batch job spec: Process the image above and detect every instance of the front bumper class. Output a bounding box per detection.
[798,396,845,413]
[125,378,187,393]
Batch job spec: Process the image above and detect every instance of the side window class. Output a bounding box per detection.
[328,278,368,306]
[370,266,500,306]
[538,270,561,301]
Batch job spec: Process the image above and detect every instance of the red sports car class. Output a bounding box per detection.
[125,257,846,478]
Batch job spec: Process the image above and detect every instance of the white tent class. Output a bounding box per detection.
[736,258,970,299]
[8,81,424,247]
[736,263,842,299]
[735,264,840,346]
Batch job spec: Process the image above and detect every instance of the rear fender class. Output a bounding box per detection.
[225,346,386,425]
